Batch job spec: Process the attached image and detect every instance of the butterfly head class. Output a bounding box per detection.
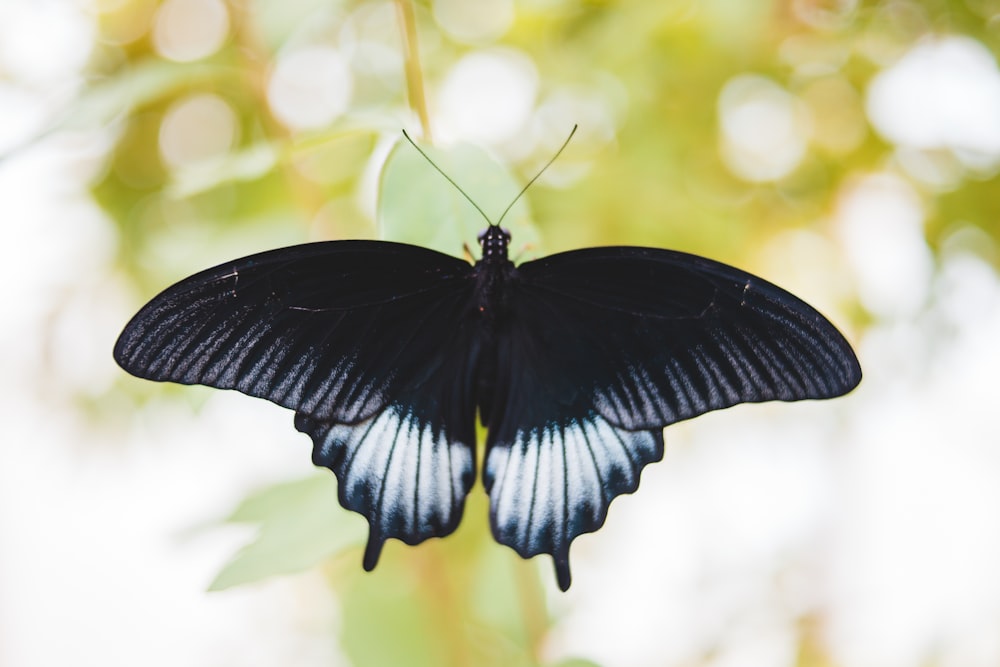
[478,226,511,261]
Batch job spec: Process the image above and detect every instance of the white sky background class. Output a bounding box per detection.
[2,2,1000,667]
[0,144,343,665]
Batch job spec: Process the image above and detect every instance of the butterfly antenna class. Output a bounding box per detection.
[401,129,493,226]
[495,124,578,227]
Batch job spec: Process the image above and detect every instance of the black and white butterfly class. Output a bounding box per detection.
[114,138,861,591]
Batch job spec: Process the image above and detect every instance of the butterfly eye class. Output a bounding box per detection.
[477,229,488,245]
[501,228,511,242]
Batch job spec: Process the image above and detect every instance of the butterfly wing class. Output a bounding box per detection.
[114,241,481,566]
[483,247,862,590]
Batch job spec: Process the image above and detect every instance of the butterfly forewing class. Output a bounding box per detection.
[516,247,862,426]
[482,246,861,589]
[115,242,473,419]
[114,241,481,563]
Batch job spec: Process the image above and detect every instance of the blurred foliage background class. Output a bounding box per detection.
[4,0,1000,666]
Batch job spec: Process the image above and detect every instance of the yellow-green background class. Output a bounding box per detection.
[2,1,999,666]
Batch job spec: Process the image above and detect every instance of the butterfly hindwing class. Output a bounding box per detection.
[483,247,861,589]
[297,398,476,569]
[114,241,482,564]
[484,411,664,591]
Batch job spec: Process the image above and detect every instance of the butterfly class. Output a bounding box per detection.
[113,135,862,591]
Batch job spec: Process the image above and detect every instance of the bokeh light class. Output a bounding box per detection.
[436,48,538,145]
[867,37,1000,169]
[835,173,933,319]
[432,0,514,44]
[718,75,811,182]
[267,46,354,131]
[159,93,239,169]
[340,2,405,87]
[152,0,229,63]
[0,1,93,83]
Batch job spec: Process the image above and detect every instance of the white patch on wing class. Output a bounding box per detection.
[310,405,474,544]
[299,357,352,413]
[594,364,663,427]
[485,413,663,562]
[595,355,751,428]
[562,422,601,527]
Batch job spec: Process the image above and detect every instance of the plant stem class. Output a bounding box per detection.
[514,559,548,663]
[395,0,433,142]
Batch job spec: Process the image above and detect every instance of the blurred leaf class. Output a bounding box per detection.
[547,660,603,667]
[290,128,379,187]
[340,566,453,667]
[71,60,228,126]
[470,541,548,648]
[168,142,279,199]
[209,473,366,591]
[248,0,348,52]
[326,487,551,667]
[1,60,227,162]
[378,138,542,259]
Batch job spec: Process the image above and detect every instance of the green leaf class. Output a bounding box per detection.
[208,474,366,591]
[73,60,226,126]
[290,128,379,186]
[340,567,452,667]
[378,138,542,259]
[168,141,279,199]
[248,0,348,52]
[1,59,228,162]
[547,659,603,667]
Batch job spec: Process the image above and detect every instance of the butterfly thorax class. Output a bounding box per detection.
[473,226,516,326]
[477,225,510,261]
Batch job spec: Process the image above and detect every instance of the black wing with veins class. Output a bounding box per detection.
[114,241,482,567]
[483,247,861,590]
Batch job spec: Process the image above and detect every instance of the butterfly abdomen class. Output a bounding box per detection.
[466,269,508,430]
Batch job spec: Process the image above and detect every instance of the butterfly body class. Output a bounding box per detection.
[115,224,860,591]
